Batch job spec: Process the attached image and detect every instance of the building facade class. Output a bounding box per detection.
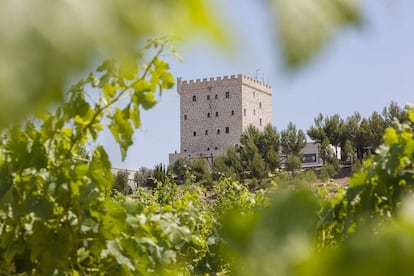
[169,74,272,164]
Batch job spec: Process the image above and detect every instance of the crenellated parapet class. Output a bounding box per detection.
[177,74,271,94]
[241,74,272,94]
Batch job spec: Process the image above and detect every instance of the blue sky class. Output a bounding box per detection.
[105,0,413,170]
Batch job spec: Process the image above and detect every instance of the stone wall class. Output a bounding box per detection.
[170,74,272,164]
[241,75,272,131]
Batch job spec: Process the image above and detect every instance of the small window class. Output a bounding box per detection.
[184,114,187,120]
[192,95,196,102]
[205,130,208,136]
[302,154,317,163]
[253,91,256,98]
[225,91,230,98]
[259,102,262,109]
[184,149,187,152]
[244,109,246,116]
[215,94,218,99]
[254,109,256,115]
[193,131,197,136]
[217,129,220,135]
[207,95,210,100]
[225,127,229,134]
[214,147,218,150]
[259,118,262,126]
[207,147,210,151]
[215,112,219,117]
[231,110,235,116]
[207,112,211,118]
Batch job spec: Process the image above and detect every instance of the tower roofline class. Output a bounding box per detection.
[177,74,271,94]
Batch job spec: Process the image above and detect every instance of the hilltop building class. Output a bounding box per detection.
[169,74,272,164]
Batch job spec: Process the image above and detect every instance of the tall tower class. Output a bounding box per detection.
[169,74,272,164]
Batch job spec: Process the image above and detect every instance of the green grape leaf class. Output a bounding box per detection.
[101,240,135,271]
[108,107,134,160]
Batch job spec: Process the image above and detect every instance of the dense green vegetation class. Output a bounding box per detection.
[1,1,413,275]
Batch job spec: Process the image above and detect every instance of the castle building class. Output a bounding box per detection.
[169,74,272,164]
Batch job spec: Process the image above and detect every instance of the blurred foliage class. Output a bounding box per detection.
[317,107,414,247]
[0,0,366,128]
[0,0,223,128]
[269,0,361,67]
[2,1,413,275]
[320,163,337,181]
[0,39,181,274]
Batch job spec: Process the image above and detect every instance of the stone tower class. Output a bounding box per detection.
[169,74,272,164]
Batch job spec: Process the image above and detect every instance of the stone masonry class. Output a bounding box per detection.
[169,74,272,164]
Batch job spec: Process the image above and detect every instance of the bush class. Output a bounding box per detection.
[285,154,302,175]
[320,164,337,181]
[352,158,363,174]
[113,169,130,194]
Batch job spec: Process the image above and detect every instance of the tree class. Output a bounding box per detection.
[281,122,306,174]
[367,111,386,149]
[113,170,130,194]
[169,157,192,184]
[344,112,366,160]
[320,163,337,181]
[280,122,307,156]
[260,124,281,172]
[324,114,344,157]
[342,139,355,164]
[285,154,302,176]
[308,113,344,157]
[344,111,386,160]
[190,158,213,186]
[239,136,266,179]
[382,101,407,128]
[133,166,153,186]
[307,113,326,143]
[153,163,168,183]
[213,147,243,180]
[319,137,334,165]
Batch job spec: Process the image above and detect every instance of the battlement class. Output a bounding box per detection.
[241,75,272,93]
[177,74,271,94]
[186,74,241,84]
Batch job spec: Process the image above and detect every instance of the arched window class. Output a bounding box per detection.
[192,95,196,102]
